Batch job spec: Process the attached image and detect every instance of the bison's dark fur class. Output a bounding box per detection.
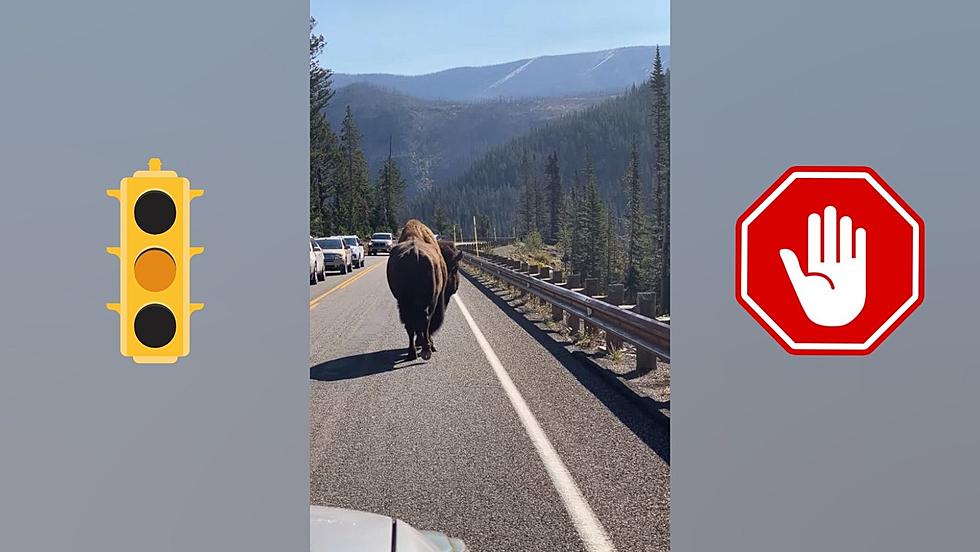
[429,240,463,351]
[386,220,463,360]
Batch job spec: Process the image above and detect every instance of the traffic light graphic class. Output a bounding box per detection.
[107,158,203,363]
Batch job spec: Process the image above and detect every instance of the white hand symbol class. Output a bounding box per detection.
[779,206,867,327]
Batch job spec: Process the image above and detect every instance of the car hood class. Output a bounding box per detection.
[310,506,465,552]
[321,248,345,255]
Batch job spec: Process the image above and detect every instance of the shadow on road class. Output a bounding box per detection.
[463,270,671,466]
[310,349,425,382]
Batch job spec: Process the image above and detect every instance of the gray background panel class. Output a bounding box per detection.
[0,1,309,550]
[674,1,980,550]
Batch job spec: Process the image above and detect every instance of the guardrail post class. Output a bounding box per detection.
[527,265,543,308]
[636,292,657,372]
[606,284,625,352]
[549,269,564,322]
[517,264,529,302]
[551,302,563,322]
[584,277,599,296]
[526,265,540,306]
[583,278,599,336]
[538,266,551,280]
[565,273,583,335]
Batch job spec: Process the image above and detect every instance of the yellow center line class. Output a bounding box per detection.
[309,260,385,310]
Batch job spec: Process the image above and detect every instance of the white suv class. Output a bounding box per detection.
[341,235,365,268]
[316,236,352,274]
[368,232,394,255]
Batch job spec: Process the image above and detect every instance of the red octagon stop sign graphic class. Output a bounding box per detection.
[736,166,924,355]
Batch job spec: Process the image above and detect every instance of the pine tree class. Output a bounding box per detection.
[568,170,588,274]
[475,213,492,240]
[309,18,337,236]
[545,152,562,241]
[374,144,406,235]
[650,45,671,314]
[309,18,334,114]
[337,106,372,235]
[309,116,335,236]
[556,180,575,271]
[581,153,606,280]
[623,145,650,300]
[603,207,623,289]
[531,153,544,235]
[432,203,448,235]
[517,149,535,237]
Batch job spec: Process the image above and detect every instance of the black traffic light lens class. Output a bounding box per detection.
[134,304,176,348]
[134,191,176,235]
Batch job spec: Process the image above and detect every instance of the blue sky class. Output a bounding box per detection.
[311,0,669,75]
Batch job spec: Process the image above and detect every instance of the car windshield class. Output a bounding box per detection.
[343,237,358,246]
[316,238,343,250]
[371,233,392,240]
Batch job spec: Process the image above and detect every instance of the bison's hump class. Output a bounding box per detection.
[398,219,438,245]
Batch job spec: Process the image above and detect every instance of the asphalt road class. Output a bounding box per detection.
[310,254,670,551]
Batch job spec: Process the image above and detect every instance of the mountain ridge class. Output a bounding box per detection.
[332,45,669,101]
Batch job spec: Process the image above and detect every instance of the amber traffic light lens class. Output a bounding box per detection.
[134,191,176,234]
[134,248,176,291]
[134,304,177,348]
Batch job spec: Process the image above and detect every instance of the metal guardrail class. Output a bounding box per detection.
[452,238,516,250]
[458,246,670,362]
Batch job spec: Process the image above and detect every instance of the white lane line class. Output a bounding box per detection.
[452,294,617,552]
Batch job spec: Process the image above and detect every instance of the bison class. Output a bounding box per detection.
[386,220,463,360]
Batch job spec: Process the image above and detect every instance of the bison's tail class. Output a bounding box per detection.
[396,296,431,333]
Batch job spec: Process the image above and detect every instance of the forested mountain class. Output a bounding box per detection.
[324,83,611,196]
[312,19,670,311]
[333,46,669,101]
[407,82,659,235]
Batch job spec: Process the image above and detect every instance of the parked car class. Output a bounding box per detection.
[341,235,365,268]
[310,505,466,552]
[369,232,394,255]
[310,237,325,284]
[316,236,352,274]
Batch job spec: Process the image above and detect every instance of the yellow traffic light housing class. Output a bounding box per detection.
[107,158,203,363]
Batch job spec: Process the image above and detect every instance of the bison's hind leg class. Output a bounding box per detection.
[405,328,418,360]
[419,327,433,360]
